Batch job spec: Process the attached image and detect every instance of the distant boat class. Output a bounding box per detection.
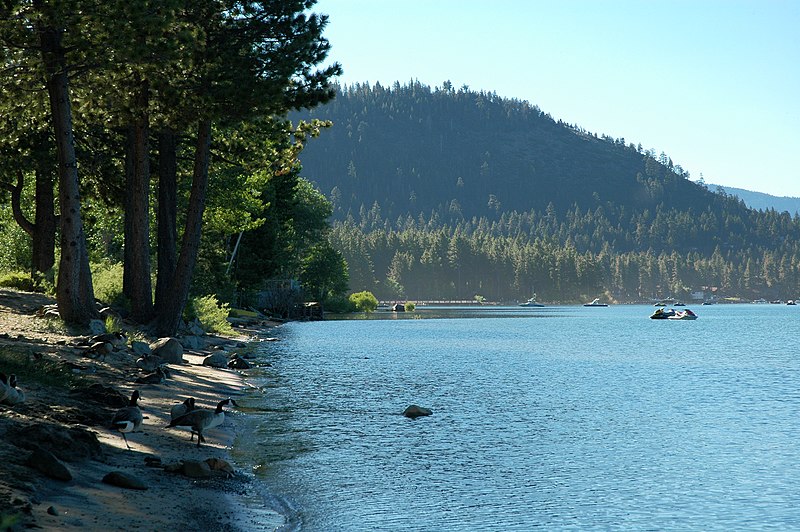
[519,297,544,307]
[650,308,676,319]
[787,300,797,306]
[668,309,698,320]
[583,298,608,307]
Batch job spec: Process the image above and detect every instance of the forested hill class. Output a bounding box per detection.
[293,81,734,222]
[290,82,800,303]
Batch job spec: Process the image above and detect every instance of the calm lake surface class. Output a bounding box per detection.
[233,304,800,531]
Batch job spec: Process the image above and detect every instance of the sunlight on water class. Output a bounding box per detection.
[234,304,800,530]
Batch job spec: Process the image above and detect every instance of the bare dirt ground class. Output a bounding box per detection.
[0,288,282,531]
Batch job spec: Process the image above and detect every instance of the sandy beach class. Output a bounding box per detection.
[0,288,284,531]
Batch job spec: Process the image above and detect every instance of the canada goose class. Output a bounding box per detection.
[0,373,10,404]
[91,331,127,347]
[111,390,143,450]
[167,398,237,448]
[170,397,198,440]
[1,374,25,405]
[83,341,113,360]
[135,366,167,384]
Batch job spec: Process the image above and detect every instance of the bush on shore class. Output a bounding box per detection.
[187,295,235,335]
[349,291,378,312]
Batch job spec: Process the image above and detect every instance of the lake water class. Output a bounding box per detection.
[232,304,800,531]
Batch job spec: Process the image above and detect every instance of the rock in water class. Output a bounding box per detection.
[227,355,251,369]
[402,404,433,418]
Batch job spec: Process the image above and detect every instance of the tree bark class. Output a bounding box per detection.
[32,160,57,277]
[123,80,154,322]
[37,17,98,325]
[154,128,178,315]
[154,120,212,336]
[123,126,134,300]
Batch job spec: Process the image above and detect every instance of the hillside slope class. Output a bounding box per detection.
[294,82,728,222]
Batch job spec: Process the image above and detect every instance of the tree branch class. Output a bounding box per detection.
[3,170,36,236]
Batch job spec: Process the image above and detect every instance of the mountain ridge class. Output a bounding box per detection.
[709,184,800,214]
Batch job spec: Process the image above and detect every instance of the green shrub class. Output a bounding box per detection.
[0,271,37,292]
[188,294,235,335]
[0,271,54,294]
[325,294,357,313]
[349,290,378,312]
[405,301,416,312]
[91,262,128,309]
[105,315,122,334]
[0,203,32,272]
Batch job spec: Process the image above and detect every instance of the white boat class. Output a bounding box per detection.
[519,297,544,307]
[583,298,608,307]
[667,309,698,320]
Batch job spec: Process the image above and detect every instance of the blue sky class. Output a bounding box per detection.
[314,0,800,198]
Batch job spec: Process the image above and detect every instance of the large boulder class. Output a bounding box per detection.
[149,337,184,364]
[202,352,228,368]
[88,319,106,335]
[186,320,205,336]
[130,341,152,357]
[179,335,204,350]
[26,448,72,481]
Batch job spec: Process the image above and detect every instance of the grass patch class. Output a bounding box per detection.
[0,349,87,389]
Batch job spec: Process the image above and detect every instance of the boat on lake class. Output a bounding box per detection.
[650,308,676,319]
[583,298,608,307]
[668,309,698,320]
[519,297,545,307]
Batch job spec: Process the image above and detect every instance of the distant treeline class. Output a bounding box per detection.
[331,204,800,302]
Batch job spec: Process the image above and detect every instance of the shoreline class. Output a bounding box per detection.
[0,288,285,531]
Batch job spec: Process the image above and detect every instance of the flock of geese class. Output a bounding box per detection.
[2,370,239,451]
[111,391,239,450]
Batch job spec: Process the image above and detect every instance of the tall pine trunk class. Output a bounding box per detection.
[154,120,211,336]
[123,80,154,322]
[37,17,97,325]
[154,129,178,315]
[33,159,57,278]
[123,126,134,301]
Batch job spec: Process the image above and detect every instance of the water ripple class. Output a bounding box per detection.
[236,305,800,530]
